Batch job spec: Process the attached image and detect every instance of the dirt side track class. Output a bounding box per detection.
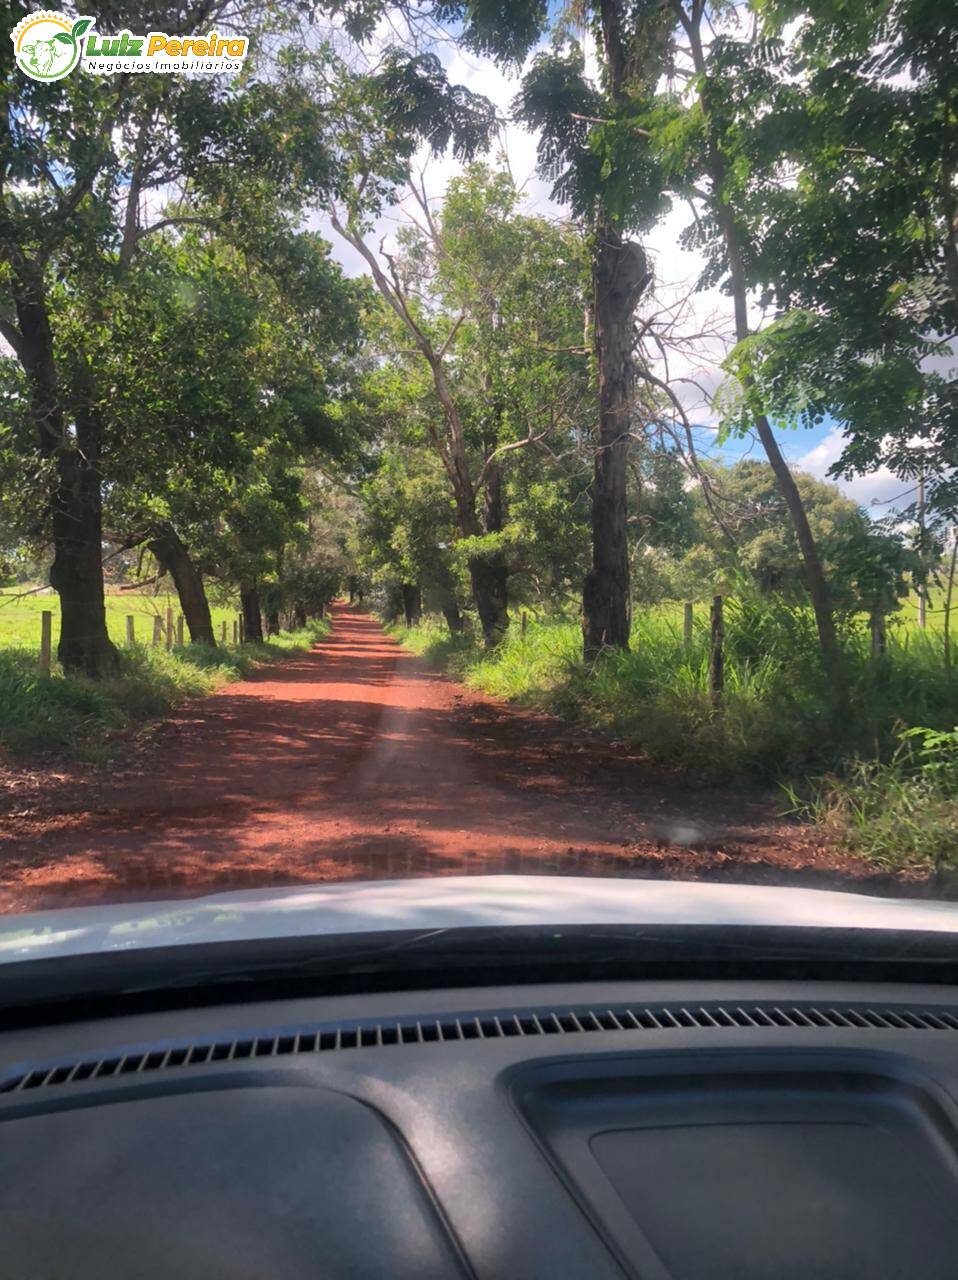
[0,605,915,913]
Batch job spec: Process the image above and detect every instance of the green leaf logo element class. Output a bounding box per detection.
[72,17,94,40]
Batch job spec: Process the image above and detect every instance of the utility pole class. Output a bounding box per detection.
[918,472,927,630]
[944,525,957,670]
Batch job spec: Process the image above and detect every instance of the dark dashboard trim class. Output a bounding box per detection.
[2,922,958,1030]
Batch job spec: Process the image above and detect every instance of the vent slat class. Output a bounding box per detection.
[893,1009,929,1029]
[915,1010,949,1030]
[692,1007,721,1028]
[5,1000,957,1095]
[824,1008,856,1027]
[781,1007,814,1028]
[862,1010,897,1029]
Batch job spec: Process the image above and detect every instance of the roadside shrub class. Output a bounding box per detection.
[784,727,958,875]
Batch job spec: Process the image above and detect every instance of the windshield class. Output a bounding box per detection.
[1,0,956,936]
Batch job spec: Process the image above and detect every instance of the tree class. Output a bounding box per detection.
[359,439,464,632]
[331,1,672,657]
[340,166,592,643]
[0,1,355,674]
[506,7,671,658]
[626,0,846,707]
[721,0,957,524]
[60,218,363,646]
[664,460,918,661]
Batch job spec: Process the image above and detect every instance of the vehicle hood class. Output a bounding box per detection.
[2,875,958,964]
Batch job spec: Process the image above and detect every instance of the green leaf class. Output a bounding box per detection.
[72,17,94,38]
[53,32,74,46]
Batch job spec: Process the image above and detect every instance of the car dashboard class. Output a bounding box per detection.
[2,976,958,1278]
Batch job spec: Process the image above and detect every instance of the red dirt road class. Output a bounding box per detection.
[0,605,904,913]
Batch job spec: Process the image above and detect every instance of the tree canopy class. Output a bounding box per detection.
[0,0,953,703]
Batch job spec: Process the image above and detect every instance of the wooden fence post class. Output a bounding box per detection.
[238,614,245,644]
[709,594,724,705]
[152,616,163,647]
[870,609,887,660]
[221,620,227,644]
[683,601,693,649]
[39,610,52,675]
[521,610,527,636]
[176,615,184,647]
[232,619,239,645]
[165,606,174,650]
[126,615,135,645]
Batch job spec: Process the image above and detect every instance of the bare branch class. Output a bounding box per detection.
[437,312,466,359]
[475,430,550,491]
[570,111,652,138]
[133,213,220,246]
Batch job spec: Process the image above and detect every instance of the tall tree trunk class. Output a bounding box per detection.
[468,556,509,645]
[750,407,845,706]
[471,457,509,645]
[870,607,887,660]
[14,273,118,676]
[440,592,464,635]
[49,443,118,676]
[401,582,422,627]
[147,523,216,646]
[583,215,649,660]
[681,2,846,709]
[240,584,264,644]
[582,3,651,662]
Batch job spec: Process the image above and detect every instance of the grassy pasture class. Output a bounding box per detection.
[0,589,242,653]
[0,587,328,763]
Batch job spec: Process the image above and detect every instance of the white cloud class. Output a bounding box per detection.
[795,426,910,511]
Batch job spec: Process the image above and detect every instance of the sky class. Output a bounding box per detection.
[316,13,911,515]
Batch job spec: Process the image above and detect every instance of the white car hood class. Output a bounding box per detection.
[0,875,957,964]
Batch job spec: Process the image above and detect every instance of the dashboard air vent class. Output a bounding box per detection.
[4,1001,958,1095]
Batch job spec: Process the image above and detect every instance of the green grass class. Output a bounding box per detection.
[0,589,242,650]
[897,583,958,636]
[392,598,958,783]
[783,727,958,877]
[393,597,958,872]
[0,613,329,764]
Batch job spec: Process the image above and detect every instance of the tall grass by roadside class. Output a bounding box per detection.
[783,727,958,877]
[0,621,329,764]
[394,599,958,872]
[392,600,958,783]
